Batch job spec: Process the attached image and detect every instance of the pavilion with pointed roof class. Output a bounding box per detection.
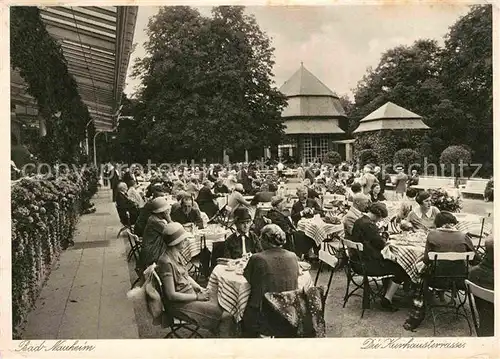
[353,101,430,133]
[275,63,352,164]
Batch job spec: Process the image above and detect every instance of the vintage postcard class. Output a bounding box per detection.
[1,0,498,358]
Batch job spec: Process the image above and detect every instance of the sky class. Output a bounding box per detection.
[123,4,472,99]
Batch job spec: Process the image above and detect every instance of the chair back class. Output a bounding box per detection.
[341,238,364,252]
[116,203,130,226]
[210,240,227,273]
[465,279,494,304]
[427,251,474,290]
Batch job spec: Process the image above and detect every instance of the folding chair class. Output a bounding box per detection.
[465,279,494,336]
[340,238,395,318]
[426,251,475,335]
[125,229,142,262]
[467,216,487,259]
[116,204,132,238]
[151,268,204,338]
[314,241,340,300]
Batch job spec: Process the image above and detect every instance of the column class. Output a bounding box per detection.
[245,150,249,163]
[346,143,353,161]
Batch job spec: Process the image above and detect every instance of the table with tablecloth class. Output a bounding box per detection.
[381,232,427,283]
[454,212,492,238]
[207,264,313,322]
[297,217,344,247]
[181,225,232,260]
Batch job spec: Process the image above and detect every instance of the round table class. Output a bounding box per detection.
[297,217,344,246]
[207,264,313,322]
[181,225,231,260]
[381,231,427,283]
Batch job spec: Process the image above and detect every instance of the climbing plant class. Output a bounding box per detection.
[10,7,92,164]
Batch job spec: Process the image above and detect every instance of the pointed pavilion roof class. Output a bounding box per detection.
[280,63,337,98]
[353,102,430,133]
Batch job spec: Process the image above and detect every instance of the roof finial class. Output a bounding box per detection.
[301,61,304,67]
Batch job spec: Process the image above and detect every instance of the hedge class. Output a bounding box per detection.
[11,167,98,337]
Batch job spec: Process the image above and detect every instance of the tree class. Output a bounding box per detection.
[393,148,422,171]
[322,151,342,166]
[132,6,287,162]
[357,149,379,167]
[440,5,492,167]
[440,145,471,177]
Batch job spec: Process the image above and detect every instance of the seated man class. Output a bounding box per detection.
[290,186,321,225]
[250,183,276,206]
[265,196,296,252]
[343,194,370,239]
[242,224,299,337]
[116,182,139,225]
[224,207,262,259]
[170,193,204,229]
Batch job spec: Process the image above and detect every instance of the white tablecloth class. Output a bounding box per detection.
[181,225,231,260]
[207,264,313,322]
[297,217,344,246]
[454,213,492,237]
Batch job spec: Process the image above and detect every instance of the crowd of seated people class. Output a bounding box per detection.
[106,160,493,337]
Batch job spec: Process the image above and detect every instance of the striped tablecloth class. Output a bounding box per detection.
[207,264,313,322]
[381,233,427,283]
[297,217,344,246]
[454,213,492,237]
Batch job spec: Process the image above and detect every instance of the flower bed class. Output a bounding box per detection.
[11,167,98,337]
[428,188,462,212]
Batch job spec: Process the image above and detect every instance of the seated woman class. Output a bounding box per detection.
[140,197,172,269]
[468,234,494,336]
[423,211,476,266]
[351,202,411,311]
[406,191,440,231]
[265,196,296,252]
[157,222,236,337]
[196,180,220,219]
[127,179,145,209]
[242,224,300,337]
[369,183,386,202]
[396,187,418,222]
[227,183,252,215]
[404,212,478,331]
[224,207,262,259]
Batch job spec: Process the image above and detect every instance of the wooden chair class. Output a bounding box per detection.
[314,241,340,300]
[426,251,475,335]
[464,279,494,336]
[116,204,133,238]
[151,268,204,338]
[340,238,394,318]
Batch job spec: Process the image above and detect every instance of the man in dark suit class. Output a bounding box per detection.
[224,207,262,259]
[109,163,121,202]
[170,193,204,229]
[290,186,322,225]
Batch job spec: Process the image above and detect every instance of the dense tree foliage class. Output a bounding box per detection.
[131,6,287,162]
[351,5,492,175]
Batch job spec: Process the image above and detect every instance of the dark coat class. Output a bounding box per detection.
[290,199,322,225]
[196,186,219,218]
[223,232,263,259]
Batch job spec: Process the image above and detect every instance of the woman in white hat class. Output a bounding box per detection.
[157,222,236,337]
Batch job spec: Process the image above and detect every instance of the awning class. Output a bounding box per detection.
[11,6,138,132]
[284,119,345,135]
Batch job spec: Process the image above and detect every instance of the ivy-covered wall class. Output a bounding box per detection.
[10,7,93,164]
[354,129,428,167]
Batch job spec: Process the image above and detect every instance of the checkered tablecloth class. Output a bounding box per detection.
[207,264,312,322]
[181,226,231,261]
[381,233,427,283]
[297,217,344,246]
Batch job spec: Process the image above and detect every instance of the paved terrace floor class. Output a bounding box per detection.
[20,187,493,339]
